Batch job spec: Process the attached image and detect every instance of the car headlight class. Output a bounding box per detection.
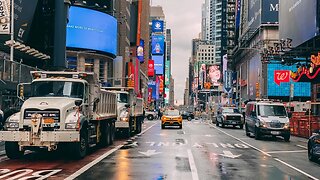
[258,120,267,128]
[163,117,169,120]
[284,122,290,129]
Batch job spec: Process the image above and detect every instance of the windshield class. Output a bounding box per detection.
[223,108,240,113]
[31,81,84,99]
[164,110,180,116]
[117,93,129,103]
[258,105,287,117]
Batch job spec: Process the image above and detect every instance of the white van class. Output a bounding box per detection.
[244,100,290,141]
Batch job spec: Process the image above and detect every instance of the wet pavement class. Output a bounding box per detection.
[0,120,319,179]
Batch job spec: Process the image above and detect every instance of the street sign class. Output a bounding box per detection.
[224,71,233,93]
[0,0,10,34]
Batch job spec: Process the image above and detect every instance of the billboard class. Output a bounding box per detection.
[165,88,169,104]
[148,80,157,99]
[152,55,164,75]
[279,0,318,48]
[165,60,171,85]
[148,60,155,77]
[261,0,279,24]
[137,39,144,63]
[158,75,164,95]
[151,20,164,33]
[247,0,261,30]
[67,6,117,56]
[151,35,164,55]
[207,64,221,86]
[267,64,311,97]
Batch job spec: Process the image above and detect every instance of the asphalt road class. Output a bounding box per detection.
[0,119,319,180]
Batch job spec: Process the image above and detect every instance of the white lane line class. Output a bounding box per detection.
[266,150,307,154]
[296,144,308,149]
[209,124,271,157]
[66,122,158,180]
[138,121,159,136]
[274,158,319,180]
[187,149,199,180]
[210,124,318,180]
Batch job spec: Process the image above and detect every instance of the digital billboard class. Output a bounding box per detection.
[279,0,318,48]
[67,6,117,56]
[261,0,279,24]
[151,20,164,33]
[148,60,155,77]
[267,64,311,97]
[206,64,221,86]
[247,0,261,30]
[137,39,144,63]
[152,55,164,75]
[165,60,171,86]
[151,35,165,55]
[148,80,157,99]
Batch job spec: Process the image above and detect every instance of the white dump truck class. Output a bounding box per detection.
[0,71,117,159]
[103,87,144,137]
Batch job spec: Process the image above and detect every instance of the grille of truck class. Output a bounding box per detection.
[226,116,241,121]
[24,109,60,123]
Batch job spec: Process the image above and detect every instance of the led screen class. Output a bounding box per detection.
[152,55,164,75]
[66,6,117,56]
[151,35,164,55]
[267,64,311,97]
[279,0,318,47]
[152,20,164,33]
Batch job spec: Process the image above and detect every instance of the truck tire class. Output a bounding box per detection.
[5,142,24,159]
[255,127,261,140]
[135,118,142,134]
[100,122,110,147]
[73,129,88,159]
[109,122,115,145]
[283,134,290,142]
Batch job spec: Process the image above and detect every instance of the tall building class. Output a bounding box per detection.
[165,29,172,105]
[169,77,175,106]
[201,0,216,43]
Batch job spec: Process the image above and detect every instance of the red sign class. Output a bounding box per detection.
[148,88,152,102]
[158,75,164,94]
[274,70,290,86]
[148,60,155,77]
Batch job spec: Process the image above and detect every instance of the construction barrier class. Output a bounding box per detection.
[290,112,320,138]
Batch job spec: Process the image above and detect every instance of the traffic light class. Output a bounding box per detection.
[19,85,24,98]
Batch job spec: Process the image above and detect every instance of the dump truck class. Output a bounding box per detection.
[0,71,117,159]
[102,87,144,137]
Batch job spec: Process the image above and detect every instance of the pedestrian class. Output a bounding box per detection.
[0,107,3,129]
[158,109,162,119]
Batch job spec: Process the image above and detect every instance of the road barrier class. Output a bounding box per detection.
[290,112,320,138]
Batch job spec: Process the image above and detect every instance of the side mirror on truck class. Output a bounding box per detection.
[75,100,83,106]
[125,104,130,108]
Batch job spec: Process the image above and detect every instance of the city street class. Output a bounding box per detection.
[0,119,319,179]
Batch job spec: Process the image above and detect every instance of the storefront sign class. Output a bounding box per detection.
[274,70,290,85]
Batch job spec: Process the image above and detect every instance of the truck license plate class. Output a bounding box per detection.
[271,131,280,135]
[43,118,54,124]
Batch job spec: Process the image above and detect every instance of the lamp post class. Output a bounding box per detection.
[10,0,14,81]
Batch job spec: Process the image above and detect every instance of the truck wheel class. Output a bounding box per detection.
[5,142,24,159]
[109,122,115,145]
[100,122,111,147]
[187,117,192,121]
[283,134,290,142]
[136,118,142,134]
[73,130,88,159]
[255,127,261,140]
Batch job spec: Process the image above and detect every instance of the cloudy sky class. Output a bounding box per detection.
[151,0,202,105]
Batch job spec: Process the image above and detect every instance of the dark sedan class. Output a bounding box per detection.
[308,130,320,161]
[181,111,194,121]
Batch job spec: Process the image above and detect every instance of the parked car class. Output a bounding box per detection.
[308,130,320,161]
[161,109,182,129]
[216,106,244,129]
[181,111,194,121]
[145,110,157,120]
[244,99,290,141]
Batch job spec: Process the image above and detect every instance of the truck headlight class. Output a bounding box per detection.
[284,123,290,129]
[119,110,129,122]
[65,123,79,129]
[4,113,20,130]
[258,120,267,128]
[120,117,129,122]
[65,111,81,129]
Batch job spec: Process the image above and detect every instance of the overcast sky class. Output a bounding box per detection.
[151,0,202,105]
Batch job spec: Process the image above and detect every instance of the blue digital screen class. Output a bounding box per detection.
[148,81,157,99]
[267,64,311,97]
[137,39,144,63]
[261,0,278,24]
[152,20,164,32]
[66,6,117,56]
[152,55,164,75]
[151,35,164,55]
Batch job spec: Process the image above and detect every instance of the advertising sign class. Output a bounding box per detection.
[157,75,164,95]
[14,0,39,43]
[207,64,221,86]
[151,35,164,55]
[152,55,164,75]
[247,0,261,30]
[151,20,164,33]
[199,63,206,89]
[165,60,171,85]
[0,0,10,34]
[137,39,144,63]
[148,59,155,77]
[274,70,290,86]
[261,0,279,24]
[279,0,318,48]
[165,88,169,104]
[67,6,118,56]
[224,71,233,93]
[267,64,311,97]
[148,88,152,103]
[148,80,157,99]
[235,0,241,29]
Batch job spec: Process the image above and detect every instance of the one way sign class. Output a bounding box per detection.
[224,70,233,93]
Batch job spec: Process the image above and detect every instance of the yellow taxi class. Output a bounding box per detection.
[161,109,182,129]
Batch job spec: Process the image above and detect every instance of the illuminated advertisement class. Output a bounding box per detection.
[290,53,320,83]
[261,0,278,24]
[67,6,117,56]
[247,0,261,30]
[157,75,164,94]
[165,88,169,104]
[199,63,206,89]
[152,55,164,75]
[207,64,221,86]
[151,20,164,33]
[151,35,164,55]
[148,80,157,99]
[267,64,311,97]
[148,60,155,77]
[279,0,318,47]
[137,39,144,63]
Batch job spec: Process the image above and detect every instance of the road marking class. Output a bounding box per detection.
[220,151,241,158]
[266,150,307,154]
[296,144,308,149]
[210,124,318,180]
[139,150,161,156]
[66,121,158,179]
[274,158,319,180]
[192,143,203,148]
[187,149,199,180]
